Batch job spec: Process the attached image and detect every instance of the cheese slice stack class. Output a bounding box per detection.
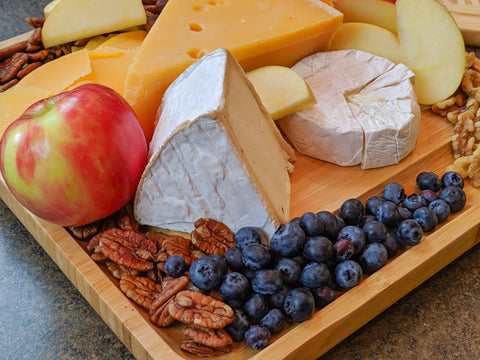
[279,50,421,169]
[123,0,343,141]
[134,49,295,236]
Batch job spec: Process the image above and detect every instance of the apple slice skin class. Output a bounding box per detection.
[329,0,465,105]
[395,0,465,105]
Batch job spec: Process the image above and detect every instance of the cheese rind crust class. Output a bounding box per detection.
[134,49,294,236]
[279,50,421,169]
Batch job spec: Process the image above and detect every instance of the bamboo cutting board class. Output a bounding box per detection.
[1,103,480,359]
[1,26,480,360]
[437,0,480,46]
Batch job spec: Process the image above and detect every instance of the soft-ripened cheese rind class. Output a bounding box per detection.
[280,50,420,169]
[123,0,343,141]
[134,49,293,236]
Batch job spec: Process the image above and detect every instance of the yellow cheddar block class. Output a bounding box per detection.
[71,30,146,95]
[0,87,52,137]
[14,49,91,94]
[123,0,343,141]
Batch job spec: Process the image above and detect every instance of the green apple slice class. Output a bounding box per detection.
[247,65,316,120]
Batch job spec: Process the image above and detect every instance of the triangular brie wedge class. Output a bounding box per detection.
[134,49,294,236]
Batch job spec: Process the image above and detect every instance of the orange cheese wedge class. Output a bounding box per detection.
[123,0,343,141]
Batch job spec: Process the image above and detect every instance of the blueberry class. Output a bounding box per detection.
[225,309,250,342]
[251,269,284,295]
[289,217,301,226]
[429,199,451,223]
[359,214,376,228]
[242,243,272,270]
[395,219,423,246]
[339,198,364,226]
[274,257,302,286]
[359,242,388,274]
[376,201,401,228]
[398,206,413,220]
[300,262,330,288]
[189,255,225,291]
[209,254,228,276]
[441,171,464,189]
[413,207,438,232]
[270,223,306,257]
[244,324,271,350]
[244,293,268,321]
[291,254,309,268]
[283,287,315,323]
[261,308,286,335]
[337,225,366,257]
[235,226,264,249]
[416,171,442,192]
[299,212,325,236]
[333,238,354,262]
[362,220,387,243]
[334,260,363,289]
[439,185,466,213]
[419,189,438,204]
[219,272,251,301]
[241,266,258,281]
[225,246,244,271]
[382,182,406,205]
[316,211,344,241]
[383,231,400,258]
[164,255,187,278]
[365,196,387,216]
[226,297,246,310]
[402,194,428,212]
[310,285,335,309]
[267,285,290,309]
[302,236,334,263]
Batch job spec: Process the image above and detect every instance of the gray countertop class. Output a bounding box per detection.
[1,2,479,359]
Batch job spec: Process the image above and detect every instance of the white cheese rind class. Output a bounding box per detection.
[279,49,421,169]
[134,48,294,236]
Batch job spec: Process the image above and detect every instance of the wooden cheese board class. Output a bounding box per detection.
[1,31,480,360]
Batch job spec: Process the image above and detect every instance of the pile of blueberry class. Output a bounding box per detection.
[164,171,466,351]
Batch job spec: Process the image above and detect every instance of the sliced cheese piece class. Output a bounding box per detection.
[71,31,146,95]
[279,50,421,169]
[134,48,294,237]
[0,87,52,137]
[14,48,91,94]
[123,0,343,141]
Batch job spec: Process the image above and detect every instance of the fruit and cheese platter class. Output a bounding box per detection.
[1,0,480,359]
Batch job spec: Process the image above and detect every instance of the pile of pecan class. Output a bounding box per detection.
[432,51,480,187]
[0,0,168,92]
[70,206,236,356]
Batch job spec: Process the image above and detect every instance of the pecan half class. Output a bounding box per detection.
[68,222,100,241]
[100,228,157,271]
[0,52,28,83]
[120,275,163,310]
[87,232,107,262]
[106,261,139,279]
[184,325,233,349]
[0,41,27,62]
[149,275,189,327]
[169,290,234,329]
[162,235,196,265]
[180,340,232,357]
[191,218,235,256]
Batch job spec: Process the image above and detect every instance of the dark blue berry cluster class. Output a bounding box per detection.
[166,170,466,352]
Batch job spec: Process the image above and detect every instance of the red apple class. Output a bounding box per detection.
[0,83,148,226]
